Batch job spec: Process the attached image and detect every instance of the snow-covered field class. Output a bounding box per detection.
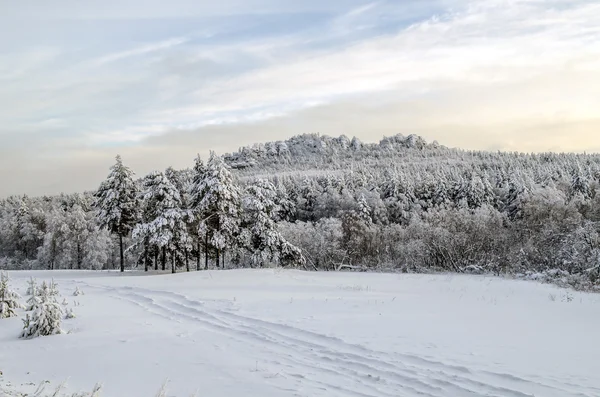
[1,270,599,397]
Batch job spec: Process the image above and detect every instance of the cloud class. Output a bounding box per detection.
[1,0,599,196]
[97,0,600,139]
[92,37,190,65]
[1,0,370,20]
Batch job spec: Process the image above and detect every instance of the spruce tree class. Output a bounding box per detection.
[94,155,139,272]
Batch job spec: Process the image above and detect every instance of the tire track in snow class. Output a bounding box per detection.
[81,283,396,397]
[79,282,596,397]
[119,286,588,397]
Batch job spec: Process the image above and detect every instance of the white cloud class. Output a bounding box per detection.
[1,0,600,196]
[92,37,190,65]
[132,0,600,132]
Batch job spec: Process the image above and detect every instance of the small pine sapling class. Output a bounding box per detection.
[25,285,41,311]
[49,279,61,299]
[0,272,22,319]
[26,277,37,296]
[73,286,85,296]
[20,280,64,339]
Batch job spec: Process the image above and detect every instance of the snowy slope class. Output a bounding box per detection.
[1,270,599,397]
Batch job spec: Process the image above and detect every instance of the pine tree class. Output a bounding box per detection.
[133,171,192,273]
[25,277,41,312]
[189,155,207,270]
[25,277,37,296]
[166,166,194,272]
[94,155,139,272]
[21,280,63,339]
[0,272,22,319]
[26,287,41,312]
[356,194,373,225]
[571,166,591,201]
[190,152,241,268]
[274,181,296,221]
[242,179,305,267]
[21,280,63,338]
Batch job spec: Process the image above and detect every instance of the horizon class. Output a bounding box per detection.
[2,131,599,199]
[2,0,599,196]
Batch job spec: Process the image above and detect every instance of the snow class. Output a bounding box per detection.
[1,270,599,397]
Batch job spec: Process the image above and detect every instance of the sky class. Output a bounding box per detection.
[1,0,599,196]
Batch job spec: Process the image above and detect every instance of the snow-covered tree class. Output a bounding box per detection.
[356,194,373,225]
[94,155,139,272]
[26,277,37,296]
[133,171,192,273]
[21,280,63,338]
[0,272,22,319]
[37,200,111,270]
[274,181,296,222]
[190,152,241,268]
[189,155,208,270]
[242,179,305,267]
[73,286,84,296]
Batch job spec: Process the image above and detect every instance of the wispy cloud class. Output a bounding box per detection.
[92,37,190,65]
[1,0,599,196]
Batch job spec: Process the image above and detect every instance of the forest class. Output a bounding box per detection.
[1,133,599,290]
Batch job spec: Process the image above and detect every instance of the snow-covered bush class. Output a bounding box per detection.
[0,272,22,318]
[65,307,76,319]
[21,280,63,338]
[517,269,600,292]
[73,286,85,296]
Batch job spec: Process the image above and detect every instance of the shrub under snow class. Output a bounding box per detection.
[21,280,64,339]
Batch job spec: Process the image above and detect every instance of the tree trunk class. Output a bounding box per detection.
[119,234,125,273]
[215,248,220,269]
[196,240,201,271]
[171,250,176,274]
[161,246,166,271]
[222,250,225,268]
[204,234,209,270]
[186,250,190,272]
[144,241,149,272]
[154,248,158,271]
[77,242,82,270]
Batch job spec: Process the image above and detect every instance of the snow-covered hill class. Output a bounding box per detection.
[223,133,438,172]
[1,270,598,397]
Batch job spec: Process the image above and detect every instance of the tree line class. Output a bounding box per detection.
[1,133,600,288]
[0,152,305,273]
